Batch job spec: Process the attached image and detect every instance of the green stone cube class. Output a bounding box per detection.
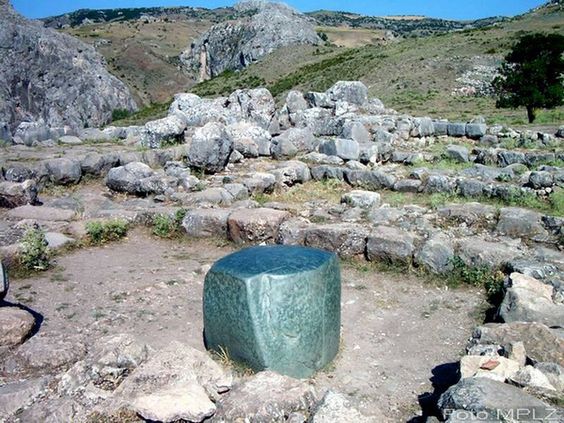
[203,245,341,379]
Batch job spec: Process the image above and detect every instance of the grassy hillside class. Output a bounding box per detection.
[63,2,564,127]
[188,2,564,127]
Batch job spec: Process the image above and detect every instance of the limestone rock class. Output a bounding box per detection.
[304,223,369,258]
[341,190,381,209]
[44,158,82,185]
[438,378,556,421]
[228,208,289,244]
[509,365,556,391]
[182,209,231,238]
[500,273,564,327]
[311,391,384,422]
[187,122,233,174]
[367,226,417,265]
[214,371,317,422]
[496,207,550,242]
[0,1,136,135]
[319,138,360,161]
[0,307,35,348]
[141,114,186,149]
[415,234,454,274]
[459,356,521,382]
[228,121,272,158]
[0,377,50,419]
[182,2,321,79]
[327,81,369,106]
[106,162,155,195]
[0,180,37,208]
[446,144,469,163]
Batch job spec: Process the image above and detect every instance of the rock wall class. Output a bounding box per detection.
[181,0,322,80]
[0,1,137,141]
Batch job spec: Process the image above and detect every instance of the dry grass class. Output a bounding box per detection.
[255,179,350,205]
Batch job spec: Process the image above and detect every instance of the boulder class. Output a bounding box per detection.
[415,234,454,274]
[0,180,37,208]
[341,121,370,144]
[0,307,35,348]
[341,190,381,209]
[423,174,455,194]
[285,90,308,114]
[412,117,434,137]
[80,152,119,176]
[459,356,521,382]
[276,217,311,246]
[319,138,360,161]
[182,209,231,238]
[498,150,525,167]
[270,161,311,186]
[141,114,186,149]
[470,322,564,366]
[456,237,522,269]
[311,166,345,181]
[311,391,383,423]
[228,208,289,244]
[447,122,466,137]
[509,365,556,391]
[227,88,277,129]
[326,81,368,106]
[106,162,154,195]
[394,179,422,193]
[466,123,487,139]
[446,144,469,163]
[58,135,82,145]
[227,122,272,158]
[500,273,564,327]
[366,226,417,265]
[187,122,233,174]
[496,207,549,242]
[214,371,317,422]
[529,171,554,189]
[44,158,82,185]
[535,362,564,391]
[0,377,50,419]
[438,378,556,421]
[241,172,276,195]
[6,205,75,222]
[3,166,34,183]
[304,223,369,258]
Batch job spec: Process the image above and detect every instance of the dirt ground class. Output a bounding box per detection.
[6,229,486,422]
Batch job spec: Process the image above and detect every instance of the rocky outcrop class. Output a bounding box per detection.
[0,0,136,142]
[181,1,321,80]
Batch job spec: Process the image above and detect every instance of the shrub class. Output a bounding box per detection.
[152,209,187,238]
[86,220,129,245]
[449,256,505,304]
[20,226,50,271]
[111,108,131,121]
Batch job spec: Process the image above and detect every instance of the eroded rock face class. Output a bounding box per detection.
[0,1,136,139]
[182,1,321,79]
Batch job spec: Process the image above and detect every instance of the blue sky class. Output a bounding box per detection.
[12,0,547,20]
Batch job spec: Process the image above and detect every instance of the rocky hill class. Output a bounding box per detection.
[180,1,322,81]
[0,0,136,143]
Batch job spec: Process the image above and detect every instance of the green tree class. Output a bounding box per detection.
[493,33,564,123]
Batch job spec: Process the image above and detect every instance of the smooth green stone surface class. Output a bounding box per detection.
[203,245,341,379]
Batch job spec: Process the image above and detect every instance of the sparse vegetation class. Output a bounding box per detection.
[152,209,187,238]
[448,256,505,304]
[86,220,129,245]
[20,226,50,272]
[111,108,131,121]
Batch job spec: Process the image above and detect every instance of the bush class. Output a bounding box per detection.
[111,108,131,121]
[86,220,129,245]
[152,209,187,238]
[448,256,505,304]
[20,226,50,271]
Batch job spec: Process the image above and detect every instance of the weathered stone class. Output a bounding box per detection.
[345,169,396,190]
[141,114,186,149]
[479,134,499,146]
[3,166,34,183]
[341,190,381,209]
[496,207,549,241]
[327,81,368,105]
[214,371,318,421]
[438,378,555,421]
[0,2,136,135]
[412,117,434,137]
[81,152,119,176]
[45,232,74,249]
[58,135,82,145]
[466,123,487,139]
[311,391,383,423]
[241,172,276,195]
[271,136,298,159]
[0,180,37,208]
[271,161,311,186]
[470,322,564,366]
[228,208,289,244]
[456,237,522,269]
[456,178,487,198]
[415,234,454,274]
[227,122,272,158]
[182,209,231,238]
[498,150,525,167]
[433,121,448,136]
[105,341,231,417]
[45,158,82,185]
[182,3,321,79]
[311,166,345,181]
[285,90,308,114]
[224,183,249,201]
[394,179,422,193]
[11,332,86,371]
[367,226,417,265]
[0,307,35,348]
[535,362,564,391]
[106,162,155,195]
[132,384,215,423]
[459,356,521,382]
[319,138,360,161]
[438,203,497,227]
[276,217,311,246]
[0,377,50,419]
[509,365,556,391]
[446,144,469,163]
[447,122,466,137]
[6,205,75,222]
[500,273,564,327]
[342,121,370,144]
[274,127,317,153]
[0,262,8,301]
[529,171,554,189]
[304,223,369,258]
[188,122,233,174]
[423,174,454,194]
[204,246,340,378]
